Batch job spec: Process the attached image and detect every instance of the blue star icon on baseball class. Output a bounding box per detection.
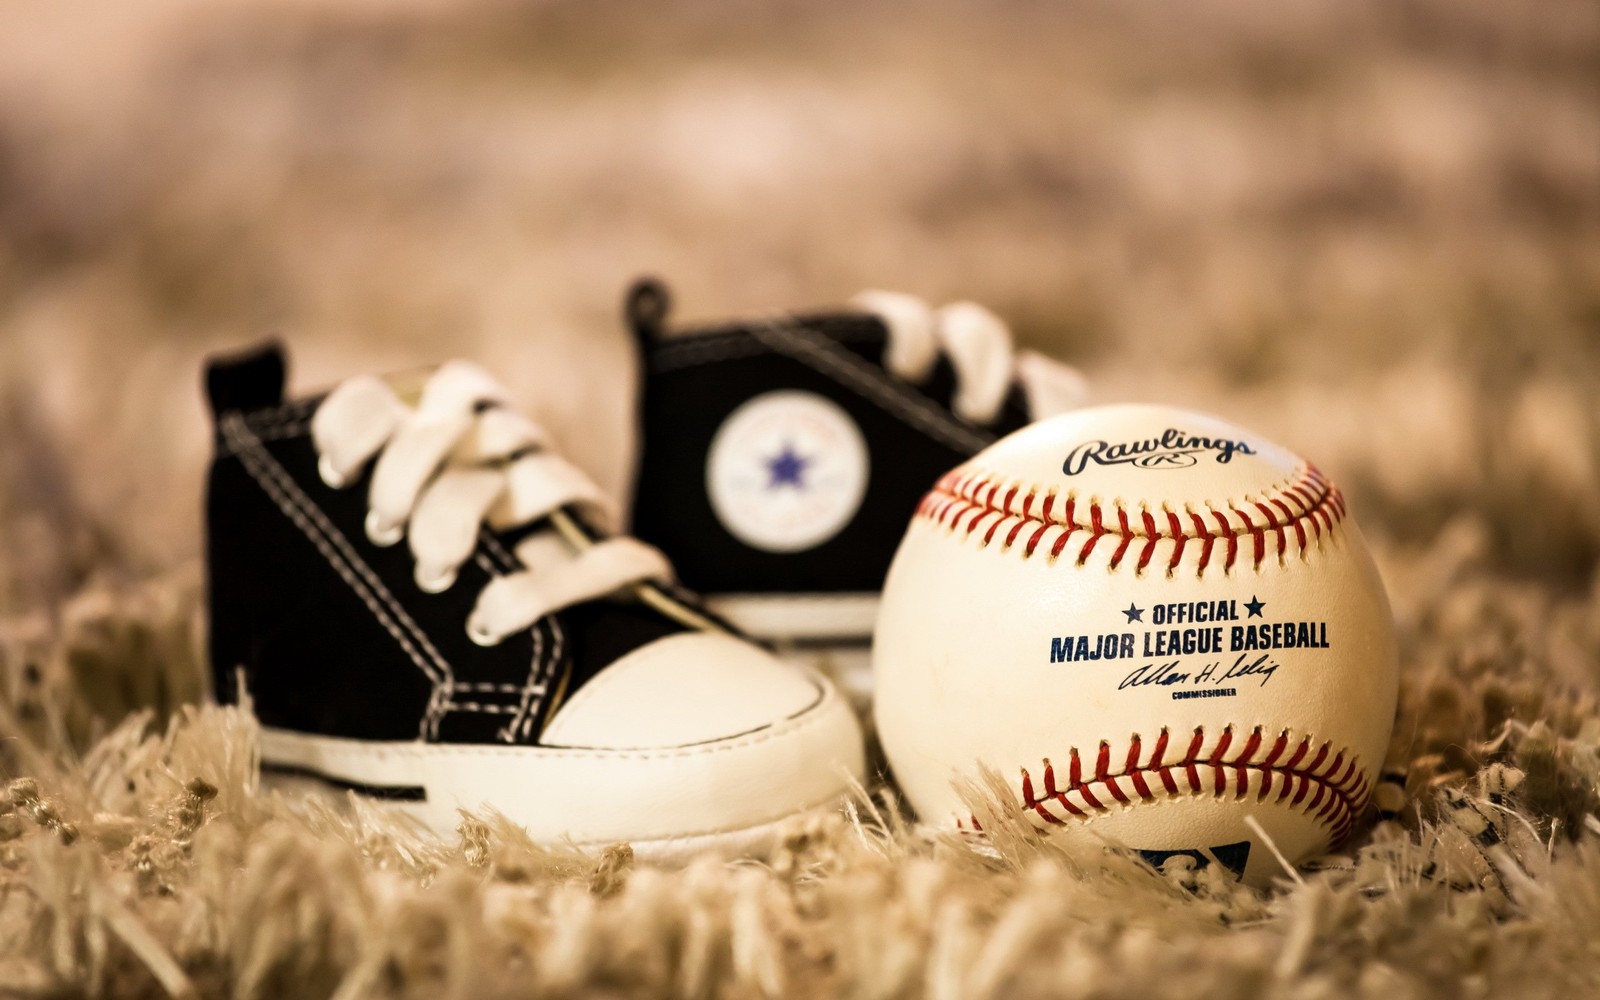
[1245,595,1266,618]
[1122,603,1144,623]
[764,442,812,490]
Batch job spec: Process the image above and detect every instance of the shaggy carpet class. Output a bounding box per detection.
[1,0,1598,997]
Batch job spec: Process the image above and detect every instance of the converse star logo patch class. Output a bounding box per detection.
[706,391,869,552]
[765,442,811,489]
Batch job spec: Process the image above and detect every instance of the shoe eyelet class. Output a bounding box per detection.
[415,564,458,594]
[365,510,403,547]
[317,455,350,489]
[466,617,500,647]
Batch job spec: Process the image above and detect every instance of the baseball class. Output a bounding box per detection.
[873,403,1399,885]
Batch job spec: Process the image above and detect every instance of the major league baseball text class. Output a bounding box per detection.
[1049,596,1331,702]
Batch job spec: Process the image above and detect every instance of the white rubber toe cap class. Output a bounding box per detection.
[526,631,865,850]
[541,632,823,749]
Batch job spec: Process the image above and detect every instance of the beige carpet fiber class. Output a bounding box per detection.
[2,0,1598,996]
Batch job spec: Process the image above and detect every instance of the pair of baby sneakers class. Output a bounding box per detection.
[204,280,1086,854]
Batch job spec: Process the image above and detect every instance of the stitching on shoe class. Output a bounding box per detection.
[443,677,548,717]
[647,326,883,373]
[519,616,562,741]
[235,421,310,442]
[222,414,455,737]
[475,530,560,743]
[747,319,996,454]
[215,421,310,451]
[219,424,561,742]
[1007,725,1371,845]
[914,464,1345,576]
[500,617,549,744]
[240,399,318,425]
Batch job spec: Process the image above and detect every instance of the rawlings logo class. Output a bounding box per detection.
[1062,429,1255,476]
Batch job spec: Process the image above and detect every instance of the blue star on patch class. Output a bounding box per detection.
[765,443,811,490]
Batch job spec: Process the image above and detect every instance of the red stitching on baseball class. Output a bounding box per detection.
[917,464,1343,575]
[1049,526,1074,561]
[1004,519,1027,551]
[1017,725,1370,844]
[1108,509,1132,569]
[983,515,1004,547]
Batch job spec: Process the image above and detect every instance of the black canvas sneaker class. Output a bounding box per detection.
[204,344,864,855]
[626,280,1089,691]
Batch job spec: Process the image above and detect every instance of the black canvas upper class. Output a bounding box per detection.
[205,344,682,746]
[627,279,1034,598]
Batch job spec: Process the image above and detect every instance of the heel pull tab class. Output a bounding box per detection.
[205,340,286,418]
[625,277,671,345]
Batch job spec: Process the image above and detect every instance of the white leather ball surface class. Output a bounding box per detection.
[873,403,1398,885]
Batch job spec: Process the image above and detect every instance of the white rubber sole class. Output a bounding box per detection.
[261,763,850,862]
[256,676,865,857]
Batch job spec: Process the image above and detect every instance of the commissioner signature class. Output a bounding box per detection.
[1118,653,1280,691]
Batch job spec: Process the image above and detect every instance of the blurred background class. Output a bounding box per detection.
[1,0,1596,619]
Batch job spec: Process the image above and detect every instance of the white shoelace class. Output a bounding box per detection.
[851,290,1088,423]
[311,361,672,647]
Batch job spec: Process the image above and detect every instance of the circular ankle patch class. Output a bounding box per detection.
[705,391,870,552]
